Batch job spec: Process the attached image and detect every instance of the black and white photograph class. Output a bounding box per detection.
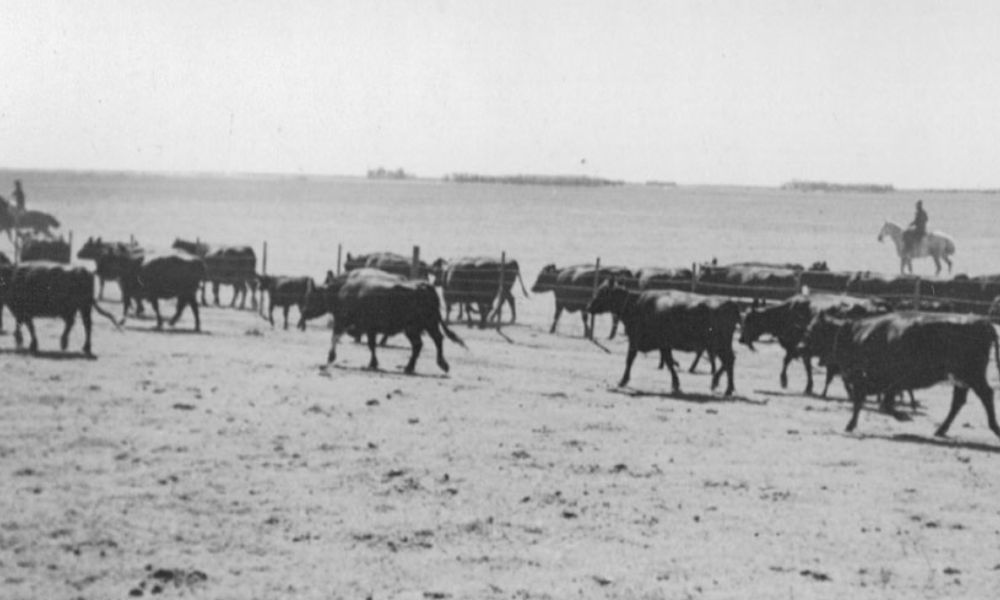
[2,1,1000,598]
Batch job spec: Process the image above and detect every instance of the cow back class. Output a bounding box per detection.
[5,263,94,317]
[136,253,205,298]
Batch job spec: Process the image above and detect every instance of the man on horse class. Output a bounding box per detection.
[902,200,928,255]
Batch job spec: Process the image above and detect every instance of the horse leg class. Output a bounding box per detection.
[933,255,941,276]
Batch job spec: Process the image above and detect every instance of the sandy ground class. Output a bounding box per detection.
[2,295,1000,600]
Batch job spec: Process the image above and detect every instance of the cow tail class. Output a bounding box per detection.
[439,318,467,349]
[92,301,124,329]
[516,269,530,298]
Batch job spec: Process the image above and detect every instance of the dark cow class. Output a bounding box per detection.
[432,256,528,326]
[172,239,257,309]
[0,262,119,355]
[800,311,1000,438]
[301,269,465,374]
[739,293,891,395]
[587,280,740,394]
[531,263,635,339]
[120,253,205,331]
[695,264,800,302]
[257,275,314,330]
[76,237,146,315]
[344,251,430,280]
[20,236,71,263]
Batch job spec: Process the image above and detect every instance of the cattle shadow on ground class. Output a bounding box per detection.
[123,325,210,336]
[859,432,1000,454]
[609,386,768,406]
[0,348,98,361]
[318,363,449,380]
[754,389,927,418]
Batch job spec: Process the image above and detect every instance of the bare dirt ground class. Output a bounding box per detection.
[2,298,1000,600]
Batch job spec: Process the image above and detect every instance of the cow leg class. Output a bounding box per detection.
[427,323,449,373]
[80,306,93,356]
[608,315,619,340]
[379,333,389,347]
[618,344,639,387]
[944,255,953,274]
[478,301,490,329]
[713,349,735,396]
[821,365,838,398]
[190,295,201,332]
[935,386,970,438]
[907,390,918,411]
[970,382,1000,439]
[169,297,188,327]
[932,256,941,276]
[151,299,164,330]
[688,350,702,373]
[507,292,516,323]
[282,305,290,330]
[212,282,222,306]
[327,328,344,364]
[13,319,23,348]
[60,312,76,351]
[98,277,105,300]
[581,312,591,338]
[24,318,39,354]
[366,330,380,370]
[403,327,423,374]
[199,282,207,306]
[268,301,276,327]
[549,304,563,334]
[663,349,682,393]
[802,355,815,395]
[845,387,866,432]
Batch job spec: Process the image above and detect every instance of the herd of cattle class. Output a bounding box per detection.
[2,239,1000,441]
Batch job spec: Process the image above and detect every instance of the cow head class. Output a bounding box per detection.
[587,278,629,315]
[798,313,843,365]
[76,236,105,260]
[531,264,559,293]
[300,282,331,323]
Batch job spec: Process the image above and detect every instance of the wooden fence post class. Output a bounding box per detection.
[691,262,698,293]
[411,245,421,280]
[914,277,922,310]
[68,231,73,261]
[337,243,343,276]
[262,241,268,275]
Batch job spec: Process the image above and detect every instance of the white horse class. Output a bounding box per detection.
[877,220,955,275]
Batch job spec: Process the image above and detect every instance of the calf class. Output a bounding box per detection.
[587,280,740,394]
[800,311,1000,438]
[258,275,314,330]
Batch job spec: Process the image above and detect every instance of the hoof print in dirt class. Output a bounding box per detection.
[130,567,208,596]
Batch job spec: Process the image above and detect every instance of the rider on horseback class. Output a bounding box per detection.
[902,200,928,255]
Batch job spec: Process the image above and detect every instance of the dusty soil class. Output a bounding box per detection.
[2,299,1000,600]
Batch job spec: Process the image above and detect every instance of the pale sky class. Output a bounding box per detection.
[2,0,999,187]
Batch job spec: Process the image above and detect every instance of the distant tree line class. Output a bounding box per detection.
[445,173,625,187]
[645,180,677,187]
[367,167,413,180]
[781,180,894,193]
